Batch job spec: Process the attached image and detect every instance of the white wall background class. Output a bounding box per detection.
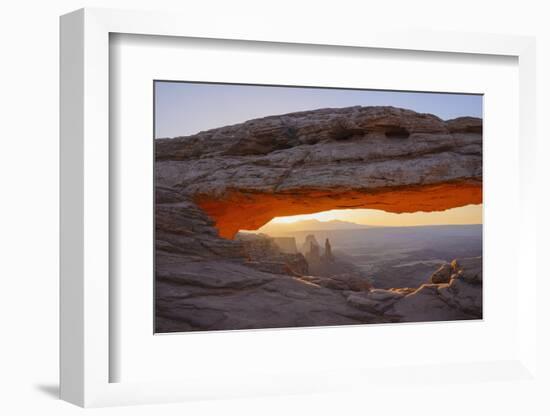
[0,1,548,415]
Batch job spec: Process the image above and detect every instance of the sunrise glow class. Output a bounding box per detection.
[266,204,482,228]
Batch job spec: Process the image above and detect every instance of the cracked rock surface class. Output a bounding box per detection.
[155,106,482,332]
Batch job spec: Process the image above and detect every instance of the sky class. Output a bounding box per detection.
[154,81,482,138]
[259,205,482,229]
[155,81,482,226]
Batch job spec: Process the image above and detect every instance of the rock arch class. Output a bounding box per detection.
[156,106,482,239]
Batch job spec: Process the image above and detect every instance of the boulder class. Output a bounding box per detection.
[388,257,482,322]
[430,263,453,284]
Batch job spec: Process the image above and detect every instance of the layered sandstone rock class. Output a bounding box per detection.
[388,256,483,321]
[155,106,482,332]
[156,106,482,238]
[344,256,482,321]
[236,233,308,276]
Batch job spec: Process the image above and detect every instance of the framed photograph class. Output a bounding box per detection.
[60,8,539,408]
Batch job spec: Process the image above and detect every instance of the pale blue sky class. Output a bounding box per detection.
[154,81,482,139]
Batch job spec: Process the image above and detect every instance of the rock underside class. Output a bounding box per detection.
[155,106,482,332]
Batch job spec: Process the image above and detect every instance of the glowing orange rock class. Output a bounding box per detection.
[195,181,482,239]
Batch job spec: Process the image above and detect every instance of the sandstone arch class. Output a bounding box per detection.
[156,106,482,239]
[195,182,481,239]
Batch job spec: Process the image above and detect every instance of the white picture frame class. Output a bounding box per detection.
[60,7,538,408]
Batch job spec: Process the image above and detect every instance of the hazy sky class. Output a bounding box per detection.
[155,82,482,226]
[260,205,482,229]
[154,81,482,138]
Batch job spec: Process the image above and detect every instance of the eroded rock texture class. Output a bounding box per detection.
[155,106,482,332]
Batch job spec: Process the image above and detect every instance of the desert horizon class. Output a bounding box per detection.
[237,215,482,291]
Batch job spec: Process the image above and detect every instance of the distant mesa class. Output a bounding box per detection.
[303,234,321,264]
[272,237,298,254]
[236,232,308,276]
[324,238,334,262]
[302,234,337,266]
[259,219,375,235]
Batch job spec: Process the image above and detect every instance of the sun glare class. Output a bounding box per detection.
[265,205,482,228]
[271,210,349,224]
